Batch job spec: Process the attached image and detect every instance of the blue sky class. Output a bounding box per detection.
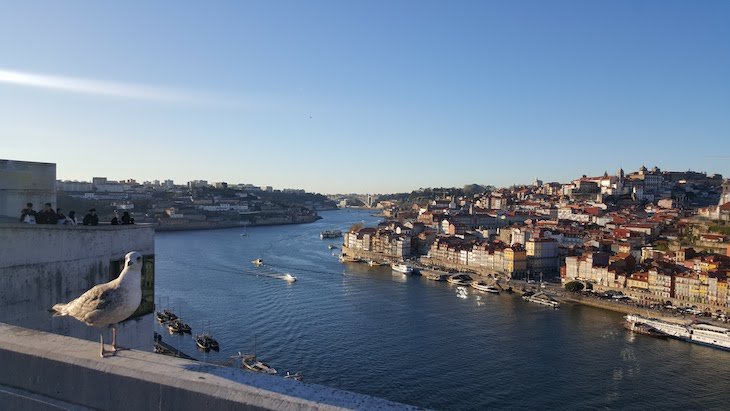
[1,1,728,193]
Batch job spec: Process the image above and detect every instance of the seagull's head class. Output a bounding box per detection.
[125,251,143,269]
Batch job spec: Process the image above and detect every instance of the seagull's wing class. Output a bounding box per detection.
[64,282,121,325]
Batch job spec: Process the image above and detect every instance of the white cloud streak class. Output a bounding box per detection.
[0,68,211,103]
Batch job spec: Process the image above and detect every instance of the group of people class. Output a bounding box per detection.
[20,203,134,226]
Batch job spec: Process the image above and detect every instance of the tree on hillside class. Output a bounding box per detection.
[564,281,585,293]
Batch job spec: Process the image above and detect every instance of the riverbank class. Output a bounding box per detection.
[155,215,322,232]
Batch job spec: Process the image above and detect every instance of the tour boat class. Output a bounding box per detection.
[391,263,413,274]
[625,314,730,350]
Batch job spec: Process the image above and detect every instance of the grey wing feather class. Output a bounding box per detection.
[66,284,120,324]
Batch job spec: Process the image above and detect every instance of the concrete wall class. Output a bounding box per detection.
[0,223,155,350]
[0,159,57,219]
[0,323,413,410]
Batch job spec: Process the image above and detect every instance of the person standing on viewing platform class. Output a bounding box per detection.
[121,211,134,225]
[110,210,119,225]
[83,208,99,226]
[55,208,66,224]
[36,203,58,224]
[66,210,78,225]
[20,202,37,224]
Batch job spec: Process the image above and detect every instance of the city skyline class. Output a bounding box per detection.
[51,163,726,196]
[1,1,729,193]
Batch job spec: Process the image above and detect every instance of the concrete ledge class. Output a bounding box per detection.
[0,323,415,410]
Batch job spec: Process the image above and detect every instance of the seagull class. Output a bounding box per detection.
[51,251,143,357]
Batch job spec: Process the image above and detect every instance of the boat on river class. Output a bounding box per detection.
[282,273,297,282]
[239,353,277,375]
[194,332,220,351]
[447,273,473,286]
[167,319,192,334]
[391,263,413,274]
[320,230,342,239]
[625,314,730,350]
[252,258,264,266]
[472,281,500,294]
[155,309,178,323]
[522,291,560,308]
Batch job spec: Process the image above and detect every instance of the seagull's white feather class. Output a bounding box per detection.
[52,251,143,327]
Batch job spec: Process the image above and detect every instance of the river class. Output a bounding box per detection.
[155,209,730,410]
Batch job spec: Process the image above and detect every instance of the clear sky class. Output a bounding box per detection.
[1,1,728,194]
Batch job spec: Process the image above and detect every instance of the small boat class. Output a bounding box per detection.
[282,273,297,282]
[367,260,384,267]
[391,263,413,274]
[284,371,304,381]
[523,291,560,308]
[252,258,264,266]
[194,333,220,351]
[155,309,178,323]
[472,281,500,294]
[167,319,185,334]
[339,254,361,263]
[320,230,343,239]
[240,354,277,375]
[447,273,473,286]
[328,244,339,250]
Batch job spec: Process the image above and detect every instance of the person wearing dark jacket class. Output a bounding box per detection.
[121,211,134,225]
[36,203,58,224]
[82,208,99,226]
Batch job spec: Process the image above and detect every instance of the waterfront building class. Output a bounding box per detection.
[525,238,559,274]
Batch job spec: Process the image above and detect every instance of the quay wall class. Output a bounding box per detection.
[340,245,400,262]
[0,323,414,410]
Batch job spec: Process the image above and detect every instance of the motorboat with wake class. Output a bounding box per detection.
[252,258,264,266]
[282,273,297,282]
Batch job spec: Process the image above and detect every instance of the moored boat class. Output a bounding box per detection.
[167,319,191,334]
[194,333,220,351]
[320,230,342,239]
[472,280,500,294]
[240,354,277,375]
[625,314,730,350]
[447,273,473,286]
[523,291,560,308]
[391,263,413,274]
